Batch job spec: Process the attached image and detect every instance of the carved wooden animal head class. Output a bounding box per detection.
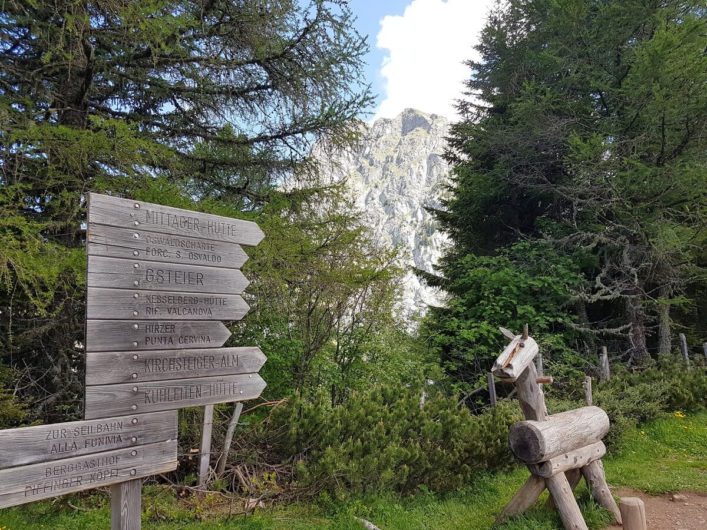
[492,331,539,381]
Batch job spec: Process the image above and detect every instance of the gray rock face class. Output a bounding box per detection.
[315,109,451,320]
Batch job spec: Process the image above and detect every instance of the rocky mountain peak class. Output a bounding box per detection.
[315,109,451,320]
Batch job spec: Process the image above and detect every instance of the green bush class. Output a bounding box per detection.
[592,362,706,447]
[263,386,519,497]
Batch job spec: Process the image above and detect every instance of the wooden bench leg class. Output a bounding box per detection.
[496,474,546,523]
[581,459,621,524]
[546,468,582,508]
[546,472,588,530]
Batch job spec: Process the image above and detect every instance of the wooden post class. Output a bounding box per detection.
[488,372,497,407]
[546,472,589,530]
[216,402,243,477]
[599,346,610,381]
[198,404,214,487]
[535,352,544,377]
[679,333,690,367]
[111,479,142,530]
[703,342,707,360]
[515,363,547,421]
[619,497,647,530]
[581,460,621,524]
[496,474,546,522]
[583,376,592,406]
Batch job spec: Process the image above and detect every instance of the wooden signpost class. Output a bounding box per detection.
[0,193,266,529]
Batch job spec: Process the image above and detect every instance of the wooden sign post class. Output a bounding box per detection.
[0,193,266,529]
[85,193,267,495]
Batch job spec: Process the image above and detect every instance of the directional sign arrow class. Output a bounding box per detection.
[85,373,267,419]
[85,320,232,352]
[88,193,264,246]
[87,256,249,295]
[0,440,177,509]
[87,288,250,321]
[88,224,249,269]
[0,411,176,468]
[86,346,267,385]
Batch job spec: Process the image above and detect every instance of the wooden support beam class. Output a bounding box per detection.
[581,460,621,524]
[487,372,497,407]
[535,352,544,377]
[679,333,690,367]
[546,472,588,530]
[216,402,243,477]
[514,363,547,421]
[198,404,214,488]
[546,468,582,509]
[619,497,646,530]
[111,479,142,530]
[598,346,610,381]
[496,474,546,523]
[583,376,592,406]
[529,441,606,478]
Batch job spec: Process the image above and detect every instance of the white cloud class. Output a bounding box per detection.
[375,0,495,120]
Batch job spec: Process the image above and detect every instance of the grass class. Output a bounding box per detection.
[1,411,705,529]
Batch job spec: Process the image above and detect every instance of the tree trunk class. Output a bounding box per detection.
[657,283,672,355]
[626,296,650,365]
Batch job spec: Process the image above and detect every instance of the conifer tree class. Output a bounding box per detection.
[426,0,706,383]
[0,0,373,420]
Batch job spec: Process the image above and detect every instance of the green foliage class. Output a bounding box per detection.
[421,241,584,393]
[263,387,519,496]
[0,0,374,421]
[0,366,26,428]
[431,0,707,383]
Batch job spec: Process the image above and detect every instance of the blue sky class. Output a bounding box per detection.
[347,0,496,120]
[349,0,411,112]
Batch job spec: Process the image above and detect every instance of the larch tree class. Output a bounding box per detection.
[0,0,373,421]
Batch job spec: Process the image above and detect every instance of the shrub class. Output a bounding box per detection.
[264,386,519,497]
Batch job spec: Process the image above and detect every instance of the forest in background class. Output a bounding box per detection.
[1,0,705,500]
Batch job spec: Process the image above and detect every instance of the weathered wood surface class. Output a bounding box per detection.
[509,406,610,464]
[581,459,621,524]
[87,288,249,321]
[0,440,177,509]
[86,347,266,385]
[487,372,497,406]
[198,405,214,487]
[87,256,248,295]
[492,335,540,381]
[496,474,546,523]
[85,373,267,419]
[0,411,176,468]
[111,478,142,530]
[88,224,249,269]
[679,333,690,366]
[619,497,647,530]
[514,363,547,421]
[86,320,231,352]
[583,376,592,406]
[599,346,610,381]
[547,468,583,509]
[216,402,243,476]
[529,441,606,478]
[88,193,264,246]
[546,472,589,530]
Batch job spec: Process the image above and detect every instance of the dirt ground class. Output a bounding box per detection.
[607,488,707,530]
